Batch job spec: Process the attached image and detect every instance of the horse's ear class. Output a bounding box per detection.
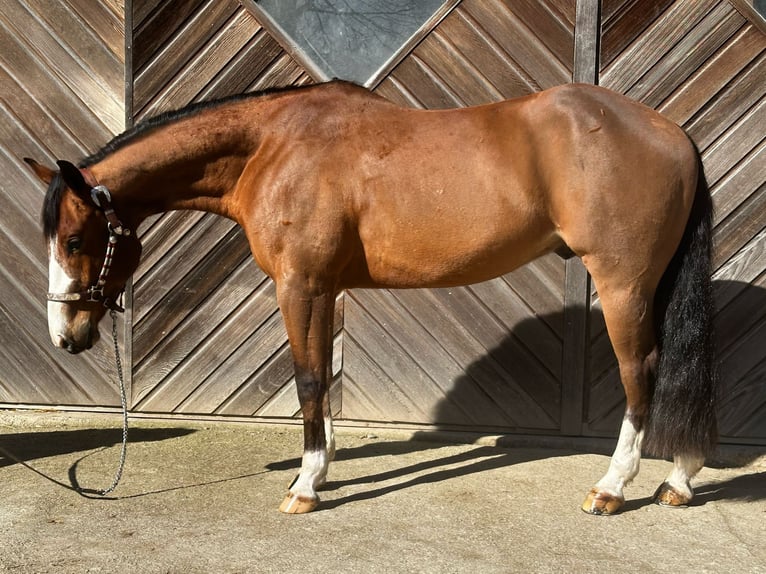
[56,160,90,194]
[23,158,57,185]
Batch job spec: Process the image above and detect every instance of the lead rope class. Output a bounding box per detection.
[97,308,129,496]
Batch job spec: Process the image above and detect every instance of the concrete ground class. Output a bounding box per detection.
[1,411,764,574]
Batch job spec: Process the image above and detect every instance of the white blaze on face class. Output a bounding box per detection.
[47,236,75,346]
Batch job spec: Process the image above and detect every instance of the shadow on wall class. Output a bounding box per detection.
[424,279,766,446]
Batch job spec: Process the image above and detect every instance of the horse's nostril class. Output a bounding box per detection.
[63,339,85,354]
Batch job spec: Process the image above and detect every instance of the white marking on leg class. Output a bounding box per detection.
[325,415,335,462]
[47,238,74,346]
[596,416,644,497]
[664,454,704,500]
[289,449,328,501]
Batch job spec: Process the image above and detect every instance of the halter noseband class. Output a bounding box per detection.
[47,184,131,313]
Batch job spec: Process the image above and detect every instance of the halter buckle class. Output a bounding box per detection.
[90,185,112,207]
[86,284,105,303]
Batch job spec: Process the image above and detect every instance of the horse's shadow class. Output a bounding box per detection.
[0,427,195,469]
[268,439,766,511]
[0,427,196,495]
[267,439,582,511]
[272,278,765,510]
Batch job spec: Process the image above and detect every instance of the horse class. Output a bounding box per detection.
[25,80,717,515]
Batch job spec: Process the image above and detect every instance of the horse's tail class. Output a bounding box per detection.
[643,145,718,459]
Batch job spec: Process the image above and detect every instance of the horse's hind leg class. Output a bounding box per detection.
[654,455,704,506]
[276,279,336,514]
[582,279,658,515]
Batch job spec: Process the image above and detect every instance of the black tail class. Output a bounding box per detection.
[643,149,718,459]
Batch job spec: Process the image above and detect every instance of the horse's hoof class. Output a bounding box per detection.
[279,492,319,514]
[581,487,625,515]
[653,482,692,507]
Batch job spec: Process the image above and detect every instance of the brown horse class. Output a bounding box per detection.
[25,80,717,515]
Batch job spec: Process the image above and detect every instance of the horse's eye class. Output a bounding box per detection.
[66,237,82,254]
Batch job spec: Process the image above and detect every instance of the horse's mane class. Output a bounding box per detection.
[79,82,332,168]
[43,82,347,237]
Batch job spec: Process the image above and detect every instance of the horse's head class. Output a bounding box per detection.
[25,158,142,354]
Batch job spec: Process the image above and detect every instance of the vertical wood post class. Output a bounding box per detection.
[123,0,135,408]
[560,0,601,435]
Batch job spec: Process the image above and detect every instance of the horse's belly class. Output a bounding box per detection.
[353,224,557,289]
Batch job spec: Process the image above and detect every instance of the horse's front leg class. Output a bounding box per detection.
[276,280,336,514]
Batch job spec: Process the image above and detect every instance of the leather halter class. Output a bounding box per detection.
[47,185,131,313]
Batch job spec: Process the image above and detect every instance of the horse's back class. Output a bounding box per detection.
[242,82,699,292]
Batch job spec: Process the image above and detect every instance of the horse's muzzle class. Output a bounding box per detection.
[52,328,97,354]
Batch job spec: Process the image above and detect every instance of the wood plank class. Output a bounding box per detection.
[387,54,465,109]
[601,0,717,93]
[711,139,765,225]
[132,0,162,30]
[712,181,766,271]
[141,280,281,413]
[462,0,572,88]
[132,261,269,402]
[714,238,766,351]
[133,0,240,113]
[373,76,425,108]
[133,211,208,283]
[625,3,744,107]
[195,30,283,100]
[133,0,208,72]
[686,50,766,151]
[342,292,482,425]
[0,254,119,405]
[423,287,561,424]
[703,96,765,186]
[504,0,575,69]
[1,0,123,133]
[67,0,124,58]
[0,17,114,151]
[219,344,296,417]
[0,0,128,409]
[467,279,564,374]
[600,0,673,69]
[660,24,765,126]
[0,108,63,231]
[245,55,313,92]
[417,27,505,105]
[0,67,86,164]
[133,215,237,323]
[140,9,261,114]
[132,226,252,361]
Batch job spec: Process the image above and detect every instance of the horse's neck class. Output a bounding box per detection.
[89,111,259,227]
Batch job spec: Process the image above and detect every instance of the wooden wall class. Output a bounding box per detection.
[1,0,764,446]
[0,0,126,406]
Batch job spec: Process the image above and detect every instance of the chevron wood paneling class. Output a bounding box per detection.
[587,0,766,443]
[342,0,575,431]
[0,0,125,406]
[2,0,763,446]
[376,0,574,108]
